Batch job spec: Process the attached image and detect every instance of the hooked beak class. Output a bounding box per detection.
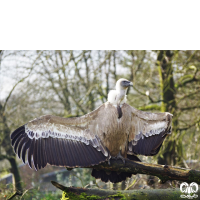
[129,82,133,86]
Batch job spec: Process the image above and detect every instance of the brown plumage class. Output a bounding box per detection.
[10,78,172,183]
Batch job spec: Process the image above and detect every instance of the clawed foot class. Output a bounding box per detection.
[108,153,126,164]
[115,152,126,164]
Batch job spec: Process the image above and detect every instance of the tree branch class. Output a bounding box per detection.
[51,181,200,200]
[89,159,200,184]
[178,106,200,111]
[177,118,200,131]
[2,74,30,114]
[0,154,10,160]
[51,159,200,199]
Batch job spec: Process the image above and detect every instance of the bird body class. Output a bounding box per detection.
[11,78,172,183]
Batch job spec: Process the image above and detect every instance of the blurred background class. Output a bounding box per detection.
[0,50,200,199]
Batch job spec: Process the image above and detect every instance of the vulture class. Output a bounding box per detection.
[11,78,172,183]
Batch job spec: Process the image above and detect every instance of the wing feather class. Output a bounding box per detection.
[58,139,66,166]
[57,138,65,166]
[11,104,109,170]
[11,125,24,139]
[17,136,28,158]
[28,139,34,168]
[129,130,168,156]
[22,138,31,163]
[73,141,85,166]
[60,139,67,166]
[12,129,24,146]
[14,134,24,153]
[126,104,172,156]
[46,137,54,165]
[37,139,42,169]
[63,140,74,166]
[42,139,47,168]
[33,139,38,170]
[40,138,46,168]
[78,142,91,164]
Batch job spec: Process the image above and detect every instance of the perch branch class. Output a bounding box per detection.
[89,159,200,184]
[51,181,200,200]
[51,159,200,199]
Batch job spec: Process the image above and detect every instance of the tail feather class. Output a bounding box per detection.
[91,155,141,183]
[91,169,132,183]
[127,154,141,162]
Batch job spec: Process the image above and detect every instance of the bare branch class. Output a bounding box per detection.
[177,119,200,131]
[178,106,200,111]
[3,74,30,114]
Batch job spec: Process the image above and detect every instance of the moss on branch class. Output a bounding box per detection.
[52,181,200,200]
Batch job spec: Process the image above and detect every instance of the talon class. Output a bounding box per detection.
[116,152,126,164]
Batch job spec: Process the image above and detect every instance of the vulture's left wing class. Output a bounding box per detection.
[127,105,172,156]
[11,104,109,170]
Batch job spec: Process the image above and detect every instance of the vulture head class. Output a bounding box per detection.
[108,78,133,107]
[116,78,133,91]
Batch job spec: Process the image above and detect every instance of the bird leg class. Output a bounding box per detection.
[114,152,126,164]
[107,152,126,165]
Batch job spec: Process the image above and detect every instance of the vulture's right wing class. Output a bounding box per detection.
[11,104,109,170]
[126,104,173,156]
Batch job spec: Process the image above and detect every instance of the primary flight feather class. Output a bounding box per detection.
[11,78,172,183]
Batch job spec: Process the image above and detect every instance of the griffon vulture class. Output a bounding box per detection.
[11,78,172,183]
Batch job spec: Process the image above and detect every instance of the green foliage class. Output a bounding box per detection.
[61,191,102,200]
[108,192,126,200]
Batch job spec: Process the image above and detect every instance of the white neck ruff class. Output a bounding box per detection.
[107,90,127,106]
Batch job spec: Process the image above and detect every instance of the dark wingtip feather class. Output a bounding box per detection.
[17,136,28,159]
[41,139,47,168]
[28,139,35,169]
[11,125,25,139]
[33,139,38,171]
[37,138,42,170]
[12,134,20,146]
[131,130,167,156]
[11,124,108,171]
[22,139,31,164]
[13,134,24,153]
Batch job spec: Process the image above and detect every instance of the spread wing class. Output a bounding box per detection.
[11,104,109,170]
[127,105,172,156]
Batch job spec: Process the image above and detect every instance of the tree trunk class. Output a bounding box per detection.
[8,157,23,193]
[157,50,178,166]
[0,104,23,193]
